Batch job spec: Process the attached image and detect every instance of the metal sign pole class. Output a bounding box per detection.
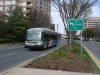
[57,24,59,50]
[81,30,83,56]
[70,31,71,51]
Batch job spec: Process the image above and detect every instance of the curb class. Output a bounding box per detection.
[96,42,100,44]
[0,43,67,75]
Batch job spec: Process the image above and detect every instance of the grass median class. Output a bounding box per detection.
[25,43,100,73]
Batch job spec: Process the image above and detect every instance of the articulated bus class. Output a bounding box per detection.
[24,28,61,49]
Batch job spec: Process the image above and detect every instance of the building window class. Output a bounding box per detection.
[0,7,3,11]
[5,1,11,5]
[5,7,9,12]
[27,2,32,7]
[12,1,16,5]
[0,1,3,5]
[22,8,26,12]
[21,2,26,6]
[27,2,31,5]
[5,13,9,16]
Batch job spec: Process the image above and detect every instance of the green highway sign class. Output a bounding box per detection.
[68,19,84,30]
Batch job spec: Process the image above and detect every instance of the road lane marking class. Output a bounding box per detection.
[0,53,15,58]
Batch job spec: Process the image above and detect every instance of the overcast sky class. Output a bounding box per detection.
[51,2,100,34]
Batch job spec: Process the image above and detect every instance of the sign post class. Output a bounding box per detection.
[70,31,71,51]
[68,19,84,56]
[56,24,59,55]
[81,31,83,56]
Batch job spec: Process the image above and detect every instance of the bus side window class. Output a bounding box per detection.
[42,33,48,41]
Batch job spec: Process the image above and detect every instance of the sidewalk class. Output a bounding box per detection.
[0,68,99,75]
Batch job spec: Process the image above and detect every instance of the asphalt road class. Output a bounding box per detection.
[0,39,67,73]
[83,41,100,60]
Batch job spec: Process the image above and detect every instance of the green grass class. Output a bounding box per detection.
[71,43,100,73]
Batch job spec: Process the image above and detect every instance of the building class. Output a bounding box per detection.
[0,0,51,17]
[0,0,51,28]
[84,17,100,29]
[0,0,36,15]
[36,0,51,17]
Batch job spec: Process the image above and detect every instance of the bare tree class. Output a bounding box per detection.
[26,7,37,28]
[40,14,52,28]
[52,0,97,49]
[27,7,52,29]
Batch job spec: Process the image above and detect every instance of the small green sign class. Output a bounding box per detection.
[68,19,84,30]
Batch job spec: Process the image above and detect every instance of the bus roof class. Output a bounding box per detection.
[27,28,60,36]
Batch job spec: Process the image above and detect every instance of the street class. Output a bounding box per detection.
[0,39,67,73]
[83,41,100,60]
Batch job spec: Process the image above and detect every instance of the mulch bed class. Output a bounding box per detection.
[25,52,93,73]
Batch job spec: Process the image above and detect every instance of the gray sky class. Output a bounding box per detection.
[51,2,100,34]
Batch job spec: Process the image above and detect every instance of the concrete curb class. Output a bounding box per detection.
[96,42,100,44]
[0,43,67,75]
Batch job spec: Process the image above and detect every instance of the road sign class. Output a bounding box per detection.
[68,19,84,30]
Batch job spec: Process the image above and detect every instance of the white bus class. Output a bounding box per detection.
[24,28,61,49]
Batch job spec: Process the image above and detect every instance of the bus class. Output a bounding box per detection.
[24,28,61,49]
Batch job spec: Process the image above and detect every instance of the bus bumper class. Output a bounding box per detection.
[24,45,44,49]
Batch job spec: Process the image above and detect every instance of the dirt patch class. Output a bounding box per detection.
[25,52,93,73]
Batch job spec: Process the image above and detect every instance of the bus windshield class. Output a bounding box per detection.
[27,31,41,41]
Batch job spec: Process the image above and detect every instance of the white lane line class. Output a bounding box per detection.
[0,53,15,58]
